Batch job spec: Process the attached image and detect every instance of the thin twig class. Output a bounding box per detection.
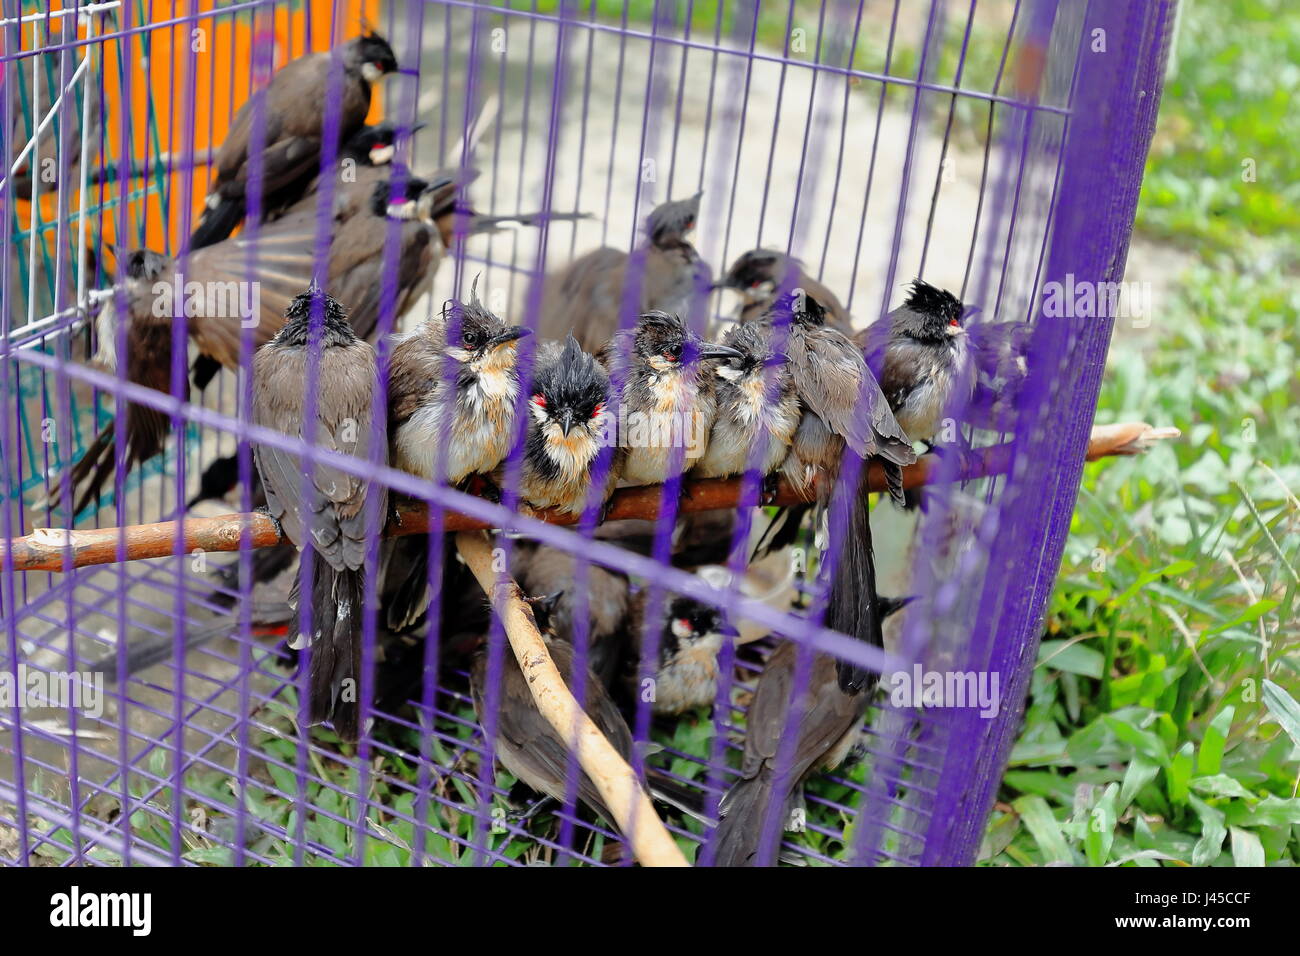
[454,530,687,867]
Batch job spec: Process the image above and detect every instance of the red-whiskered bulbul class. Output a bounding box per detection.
[717,248,852,331]
[597,310,741,486]
[538,193,713,352]
[251,288,386,741]
[189,32,399,250]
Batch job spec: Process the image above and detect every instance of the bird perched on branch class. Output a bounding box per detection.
[712,596,913,867]
[854,279,976,446]
[598,310,741,487]
[695,320,803,491]
[251,288,386,741]
[749,291,915,695]
[189,31,399,250]
[383,283,531,631]
[538,193,712,351]
[513,335,618,518]
[716,248,852,332]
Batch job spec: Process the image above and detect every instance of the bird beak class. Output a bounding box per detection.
[558,408,575,436]
[489,326,532,348]
[697,343,743,362]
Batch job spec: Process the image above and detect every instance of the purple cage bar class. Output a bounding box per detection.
[0,0,1174,867]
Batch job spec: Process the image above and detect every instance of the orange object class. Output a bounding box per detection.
[12,0,380,257]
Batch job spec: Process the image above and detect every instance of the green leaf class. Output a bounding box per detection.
[1038,640,1105,678]
[1224,795,1300,828]
[1262,679,1300,749]
[1229,826,1265,867]
[1189,796,1227,866]
[1085,784,1119,866]
[1167,742,1195,806]
[1190,774,1257,802]
[1103,715,1172,767]
[1119,757,1161,810]
[1111,560,1197,607]
[1204,599,1280,636]
[1197,706,1235,775]
[1012,795,1074,864]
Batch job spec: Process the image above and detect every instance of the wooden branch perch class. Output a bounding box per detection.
[454,530,688,868]
[2,422,1178,573]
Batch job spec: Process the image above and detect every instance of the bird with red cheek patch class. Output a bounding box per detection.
[510,335,619,518]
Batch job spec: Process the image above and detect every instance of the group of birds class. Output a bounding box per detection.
[57,31,1034,865]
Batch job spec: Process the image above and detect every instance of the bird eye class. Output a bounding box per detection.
[463,330,482,348]
[662,343,682,361]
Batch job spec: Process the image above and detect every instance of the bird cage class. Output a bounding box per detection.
[0,0,1175,867]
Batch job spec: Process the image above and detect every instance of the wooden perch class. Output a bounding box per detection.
[454,530,688,868]
[2,422,1178,573]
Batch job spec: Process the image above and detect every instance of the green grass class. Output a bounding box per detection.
[984,0,1300,866]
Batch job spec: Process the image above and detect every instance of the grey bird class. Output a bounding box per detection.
[749,291,915,695]
[383,283,531,631]
[620,593,737,717]
[189,32,399,250]
[251,288,387,741]
[711,595,914,867]
[512,335,618,518]
[695,320,804,493]
[510,542,634,686]
[853,279,976,445]
[470,595,640,832]
[717,248,852,332]
[597,310,741,487]
[537,193,712,352]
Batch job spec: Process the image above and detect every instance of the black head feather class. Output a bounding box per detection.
[660,597,732,656]
[768,288,828,328]
[350,33,399,75]
[896,279,966,340]
[531,335,609,424]
[274,286,356,347]
[369,175,430,217]
[722,248,790,291]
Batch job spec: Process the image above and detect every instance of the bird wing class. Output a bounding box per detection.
[741,641,864,782]
[789,327,912,462]
[538,246,628,349]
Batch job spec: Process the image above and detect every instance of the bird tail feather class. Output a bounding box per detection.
[189,198,245,251]
[828,472,884,695]
[713,768,790,867]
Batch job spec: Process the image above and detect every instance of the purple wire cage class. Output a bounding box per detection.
[0,0,1174,867]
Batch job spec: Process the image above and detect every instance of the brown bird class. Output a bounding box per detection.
[718,248,852,332]
[621,593,737,717]
[512,335,618,518]
[510,542,633,687]
[537,193,712,351]
[748,291,915,695]
[383,284,530,631]
[470,597,639,832]
[251,288,386,740]
[712,595,913,867]
[598,310,741,487]
[189,32,399,250]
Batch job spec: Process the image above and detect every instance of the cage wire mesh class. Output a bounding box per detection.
[0,0,1173,866]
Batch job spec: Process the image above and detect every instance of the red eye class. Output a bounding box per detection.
[591,402,605,418]
[532,394,546,408]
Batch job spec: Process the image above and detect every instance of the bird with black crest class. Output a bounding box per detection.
[189,31,400,250]
[513,334,618,518]
[598,310,741,487]
[251,286,387,741]
[383,280,532,631]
